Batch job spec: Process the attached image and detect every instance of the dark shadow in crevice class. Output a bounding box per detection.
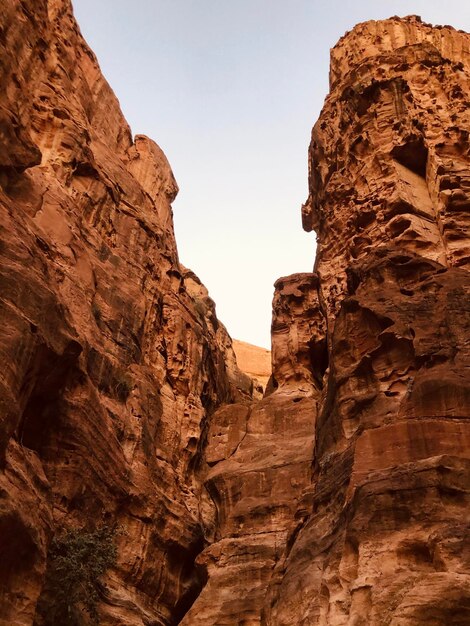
[391,136,428,178]
[0,512,38,591]
[168,533,208,625]
[16,340,82,459]
[309,337,329,389]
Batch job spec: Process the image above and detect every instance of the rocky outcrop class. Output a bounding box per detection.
[265,252,470,625]
[302,15,470,327]
[0,1,253,624]
[182,15,470,626]
[266,15,470,626]
[232,339,271,394]
[1,6,469,626]
[180,272,322,624]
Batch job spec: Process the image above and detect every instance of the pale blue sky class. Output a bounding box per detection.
[72,1,469,348]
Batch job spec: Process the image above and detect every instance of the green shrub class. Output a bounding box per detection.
[37,526,117,625]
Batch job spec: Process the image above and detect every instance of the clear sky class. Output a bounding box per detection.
[72,1,469,348]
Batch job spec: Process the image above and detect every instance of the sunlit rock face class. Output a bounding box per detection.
[265,15,470,626]
[1,5,469,626]
[183,15,470,626]
[302,15,470,329]
[0,1,253,624]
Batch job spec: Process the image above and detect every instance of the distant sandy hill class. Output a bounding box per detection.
[233,339,271,391]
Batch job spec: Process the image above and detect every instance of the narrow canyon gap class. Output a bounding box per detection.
[0,3,469,626]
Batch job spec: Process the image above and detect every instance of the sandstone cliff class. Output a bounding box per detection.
[181,14,470,626]
[269,15,470,625]
[232,340,271,394]
[0,1,254,624]
[0,5,469,626]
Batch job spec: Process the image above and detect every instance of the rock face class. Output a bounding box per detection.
[0,6,469,626]
[184,15,470,626]
[267,15,470,626]
[0,1,253,624]
[180,272,322,625]
[302,15,470,326]
[232,339,271,393]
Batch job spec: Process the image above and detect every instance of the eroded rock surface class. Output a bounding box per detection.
[0,1,252,624]
[302,15,470,328]
[181,273,322,625]
[1,7,469,626]
[266,16,470,626]
[184,15,470,626]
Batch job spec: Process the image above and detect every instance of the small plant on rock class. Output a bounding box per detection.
[36,525,117,625]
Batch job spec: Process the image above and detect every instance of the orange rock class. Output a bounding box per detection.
[232,339,271,393]
[0,1,253,624]
[0,5,469,626]
[267,16,470,626]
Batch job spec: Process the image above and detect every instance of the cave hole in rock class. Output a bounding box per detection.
[391,136,428,178]
[19,392,60,456]
[388,216,412,238]
[397,540,434,567]
[353,209,376,230]
[17,341,82,458]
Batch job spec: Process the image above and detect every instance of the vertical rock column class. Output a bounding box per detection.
[268,16,470,626]
[0,1,252,624]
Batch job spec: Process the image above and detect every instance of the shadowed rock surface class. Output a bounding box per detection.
[0,5,469,626]
[0,1,254,624]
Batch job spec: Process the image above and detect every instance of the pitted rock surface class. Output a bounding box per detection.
[183,15,470,626]
[0,6,469,626]
[0,2,253,624]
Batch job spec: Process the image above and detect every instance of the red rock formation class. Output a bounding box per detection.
[180,272,323,624]
[184,15,470,626]
[302,15,470,327]
[0,1,253,624]
[266,16,470,626]
[1,5,469,626]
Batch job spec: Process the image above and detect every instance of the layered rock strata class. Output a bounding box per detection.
[181,273,324,624]
[266,15,470,626]
[184,15,470,626]
[0,1,254,624]
[0,5,469,626]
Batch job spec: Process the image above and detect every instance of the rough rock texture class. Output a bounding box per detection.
[232,339,271,393]
[302,15,470,328]
[265,253,470,626]
[0,1,254,624]
[183,15,470,626]
[266,16,470,626]
[180,272,323,625]
[1,6,470,626]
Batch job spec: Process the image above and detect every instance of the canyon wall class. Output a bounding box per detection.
[0,4,469,626]
[266,15,470,626]
[182,14,470,626]
[0,1,254,624]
